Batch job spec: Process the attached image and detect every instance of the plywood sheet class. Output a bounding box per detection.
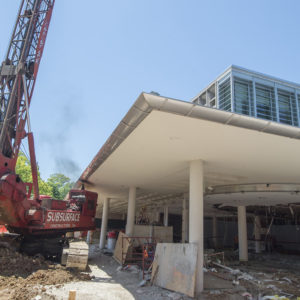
[151,243,198,297]
[113,232,132,264]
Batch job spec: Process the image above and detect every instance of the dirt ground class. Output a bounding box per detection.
[0,243,300,300]
[0,247,91,300]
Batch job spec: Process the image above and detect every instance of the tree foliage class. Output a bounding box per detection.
[47,173,74,200]
[15,151,73,199]
[16,151,52,195]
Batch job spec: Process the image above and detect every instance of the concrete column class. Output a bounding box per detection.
[182,196,187,243]
[189,160,204,294]
[212,216,218,249]
[238,206,248,262]
[86,231,92,244]
[163,206,169,227]
[186,203,189,242]
[254,215,261,253]
[99,197,109,249]
[125,186,136,236]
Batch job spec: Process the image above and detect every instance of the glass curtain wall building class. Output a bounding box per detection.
[192,65,300,127]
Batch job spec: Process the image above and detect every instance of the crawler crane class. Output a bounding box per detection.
[0,0,97,258]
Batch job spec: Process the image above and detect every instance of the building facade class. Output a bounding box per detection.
[192,65,300,127]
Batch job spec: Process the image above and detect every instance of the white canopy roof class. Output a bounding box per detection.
[76,93,300,216]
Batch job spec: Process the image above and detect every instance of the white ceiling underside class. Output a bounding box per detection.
[80,94,300,216]
[206,191,300,207]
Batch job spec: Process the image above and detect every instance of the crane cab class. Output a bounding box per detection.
[68,189,98,217]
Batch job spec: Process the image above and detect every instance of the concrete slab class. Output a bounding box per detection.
[204,273,233,290]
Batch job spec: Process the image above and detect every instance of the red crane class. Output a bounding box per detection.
[0,0,97,257]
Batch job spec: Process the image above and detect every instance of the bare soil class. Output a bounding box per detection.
[0,247,92,300]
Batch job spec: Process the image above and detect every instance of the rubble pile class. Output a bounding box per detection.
[203,259,300,299]
[0,247,92,300]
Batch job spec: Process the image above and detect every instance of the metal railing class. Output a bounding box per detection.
[121,235,161,279]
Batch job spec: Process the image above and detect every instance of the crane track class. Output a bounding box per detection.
[20,235,67,261]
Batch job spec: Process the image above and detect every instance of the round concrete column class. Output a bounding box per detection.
[189,160,204,294]
[254,215,261,253]
[126,187,136,236]
[86,231,92,244]
[164,206,169,227]
[238,206,248,262]
[99,197,110,249]
[182,197,187,243]
[212,216,218,249]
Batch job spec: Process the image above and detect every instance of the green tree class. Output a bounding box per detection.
[51,185,60,199]
[15,151,32,183]
[16,152,74,199]
[15,151,52,196]
[47,173,74,200]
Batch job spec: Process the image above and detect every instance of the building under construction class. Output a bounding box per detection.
[76,65,300,298]
[0,2,299,298]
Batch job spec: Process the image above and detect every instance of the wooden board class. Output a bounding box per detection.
[113,232,132,265]
[69,242,88,250]
[66,241,89,270]
[151,243,198,298]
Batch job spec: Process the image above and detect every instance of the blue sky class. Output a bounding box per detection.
[0,0,300,181]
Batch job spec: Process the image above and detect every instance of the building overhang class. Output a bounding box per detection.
[76,93,300,215]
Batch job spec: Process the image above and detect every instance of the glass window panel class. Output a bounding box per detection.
[277,89,297,126]
[218,78,231,112]
[255,84,276,121]
[234,77,254,116]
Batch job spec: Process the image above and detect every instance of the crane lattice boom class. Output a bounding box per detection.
[0,0,54,161]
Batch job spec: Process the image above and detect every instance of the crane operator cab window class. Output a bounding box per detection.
[69,190,97,216]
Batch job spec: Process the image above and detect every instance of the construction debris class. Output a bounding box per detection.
[1,239,300,300]
[201,253,300,299]
[139,279,147,287]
